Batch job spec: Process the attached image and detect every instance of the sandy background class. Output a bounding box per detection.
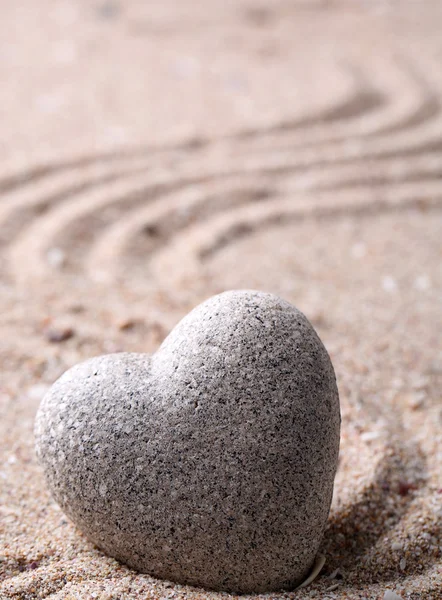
[0,1,441,598]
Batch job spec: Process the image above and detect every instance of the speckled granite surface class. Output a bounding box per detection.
[35,291,340,593]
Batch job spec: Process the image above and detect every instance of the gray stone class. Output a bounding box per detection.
[35,290,340,593]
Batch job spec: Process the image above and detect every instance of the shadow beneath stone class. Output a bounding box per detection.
[319,436,438,585]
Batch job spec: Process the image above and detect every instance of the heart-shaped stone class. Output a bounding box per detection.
[35,290,340,593]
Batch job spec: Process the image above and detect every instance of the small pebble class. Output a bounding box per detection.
[382,275,398,292]
[326,582,341,591]
[45,326,74,343]
[97,1,120,19]
[383,591,403,600]
[350,242,367,259]
[398,481,417,496]
[408,391,426,410]
[361,430,381,442]
[328,568,342,579]
[117,318,138,331]
[414,275,431,291]
[27,384,50,401]
[46,247,66,268]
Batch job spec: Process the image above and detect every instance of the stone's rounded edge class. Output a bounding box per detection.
[34,352,146,455]
[158,288,307,346]
[117,552,314,595]
[157,288,337,380]
[34,291,341,594]
[34,355,99,463]
[34,351,152,514]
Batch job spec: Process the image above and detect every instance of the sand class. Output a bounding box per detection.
[0,0,441,598]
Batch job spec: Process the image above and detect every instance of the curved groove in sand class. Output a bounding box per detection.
[0,159,155,243]
[85,178,275,283]
[0,59,357,194]
[83,151,442,284]
[2,55,441,288]
[7,134,442,287]
[231,57,440,153]
[0,54,438,200]
[6,172,276,286]
[148,181,442,286]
